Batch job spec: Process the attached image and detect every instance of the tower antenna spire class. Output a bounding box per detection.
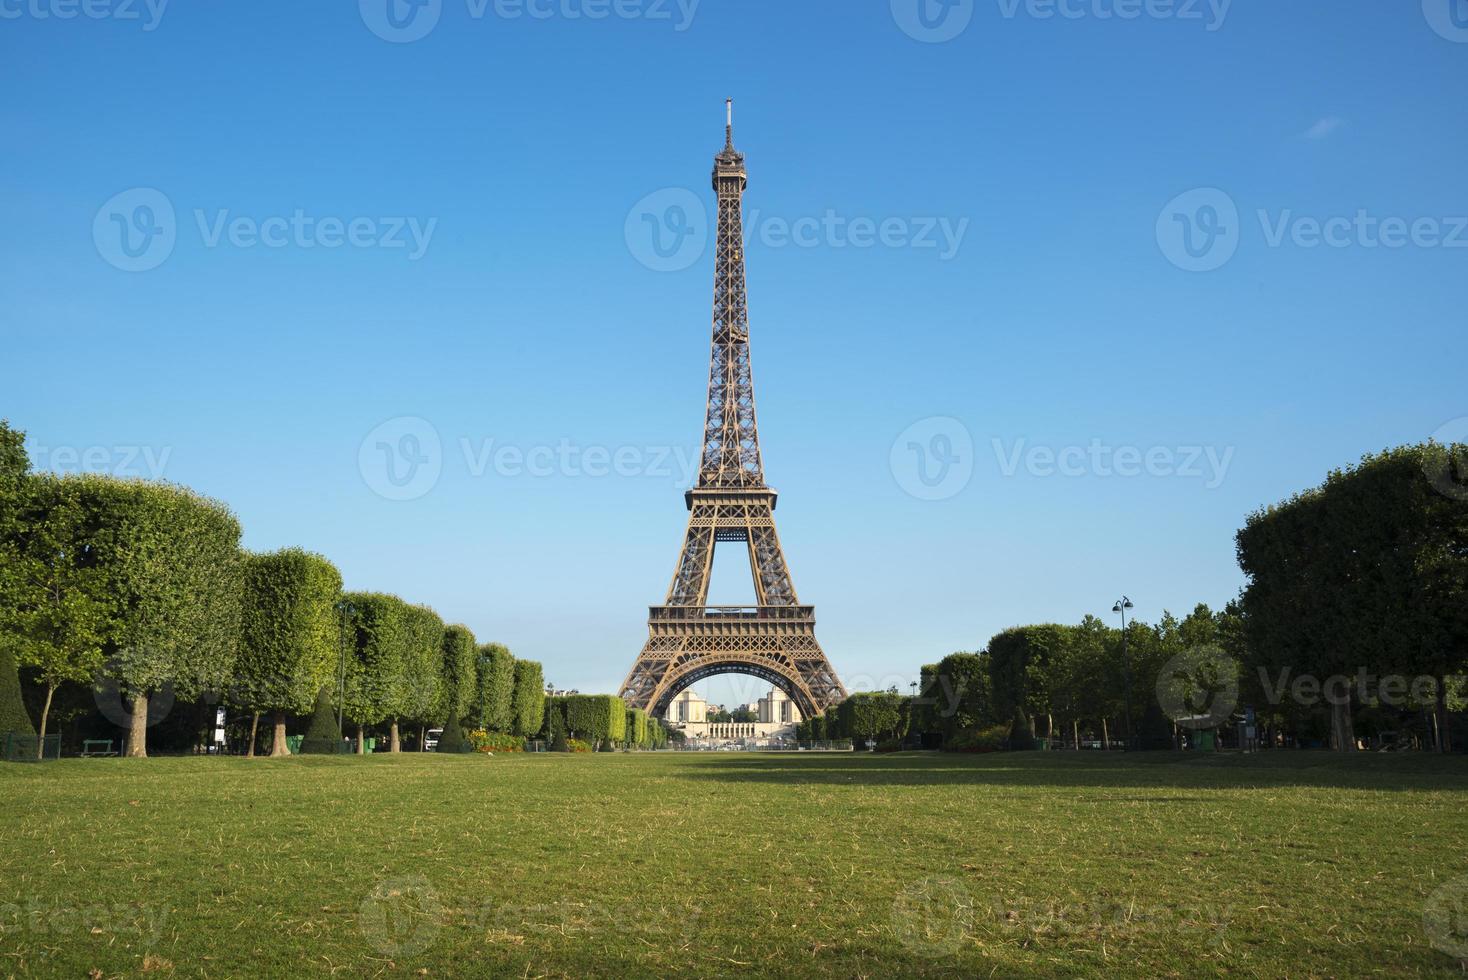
[725,98,733,148]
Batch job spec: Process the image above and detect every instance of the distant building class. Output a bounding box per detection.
[663,685,802,744]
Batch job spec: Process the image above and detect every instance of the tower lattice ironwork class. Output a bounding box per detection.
[619,102,846,721]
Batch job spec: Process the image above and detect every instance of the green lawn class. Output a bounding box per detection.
[2,751,1467,978]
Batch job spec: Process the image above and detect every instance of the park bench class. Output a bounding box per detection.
[81,739,117,757]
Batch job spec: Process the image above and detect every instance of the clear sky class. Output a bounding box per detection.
[4,2,1466,709]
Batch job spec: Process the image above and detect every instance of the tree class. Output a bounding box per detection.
[837,692,909,745]
[440,625,477,725]
[235,549,343,757]
[4,475,111,755]
[1238,444,1468,752]
[561,694,625,749]
[0,422,37,739]
[476,642,515,732]
[928,652,994,742]
[511,659,545,738]
[342,593,409,754]
[85,478,243,758]
[399,604,444,752]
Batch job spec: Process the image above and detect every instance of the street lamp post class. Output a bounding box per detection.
[1112,597,1134,748]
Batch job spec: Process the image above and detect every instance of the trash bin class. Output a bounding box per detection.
[286,735,303,754]
[1196,729,1216,752]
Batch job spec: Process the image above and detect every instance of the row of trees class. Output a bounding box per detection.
[541,694,669,750]
[885,442,1468,753]
[0,421,543,758]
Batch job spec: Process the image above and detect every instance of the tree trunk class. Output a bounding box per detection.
[36,684,56,761]
[1436,679,1452,753]
[356,724,366,755]
[247,712,259,758]
[1101,717,1110,750]
[390,719,401,753]
[1072,719,1080,750]
[1046,712,1054,740]
[1329,699,1356,752]
[126,693,148,758]
[269,711,290,757]
[419,724,426,752]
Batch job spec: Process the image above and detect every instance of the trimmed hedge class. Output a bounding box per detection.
[298,686,343,754]
[341,593,409,741]
[440,625,477,725]
[477,642,514,732]
[510,659,545,737]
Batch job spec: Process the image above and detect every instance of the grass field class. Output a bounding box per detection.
[2,751,1467,978]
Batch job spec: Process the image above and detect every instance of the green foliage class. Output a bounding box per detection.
[510,659,545,737]
[1,474,111,741]
[440,625,477,723]
[1238,443,1468,749]
[561,694,626,747]
[626,707,649,748]
[0,645,33,737]
[564,738,591,753]
[87,478,244,700]
[946,724,1011,752]
[928,652,994,739]
[236,548,343,717]
[341,592,409,729]
[399,604,445,726]
[477,643,515,732]
[836,692,910,743]
[298,686,343,754]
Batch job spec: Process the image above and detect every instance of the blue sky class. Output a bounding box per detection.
[4,1,1466,709]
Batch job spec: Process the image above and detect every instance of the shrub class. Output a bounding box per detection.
[565,738,592,754]
[298,686,343,754]
[1009,707,1037,751]
[438,711,470,753]
[947,724,1010,753]
[468,729,524,753]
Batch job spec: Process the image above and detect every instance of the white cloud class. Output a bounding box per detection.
[1302,117,1345,140]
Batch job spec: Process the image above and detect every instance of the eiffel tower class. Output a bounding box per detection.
[619,102,846,721]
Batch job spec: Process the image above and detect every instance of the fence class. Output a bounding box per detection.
[2,733,61,762]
